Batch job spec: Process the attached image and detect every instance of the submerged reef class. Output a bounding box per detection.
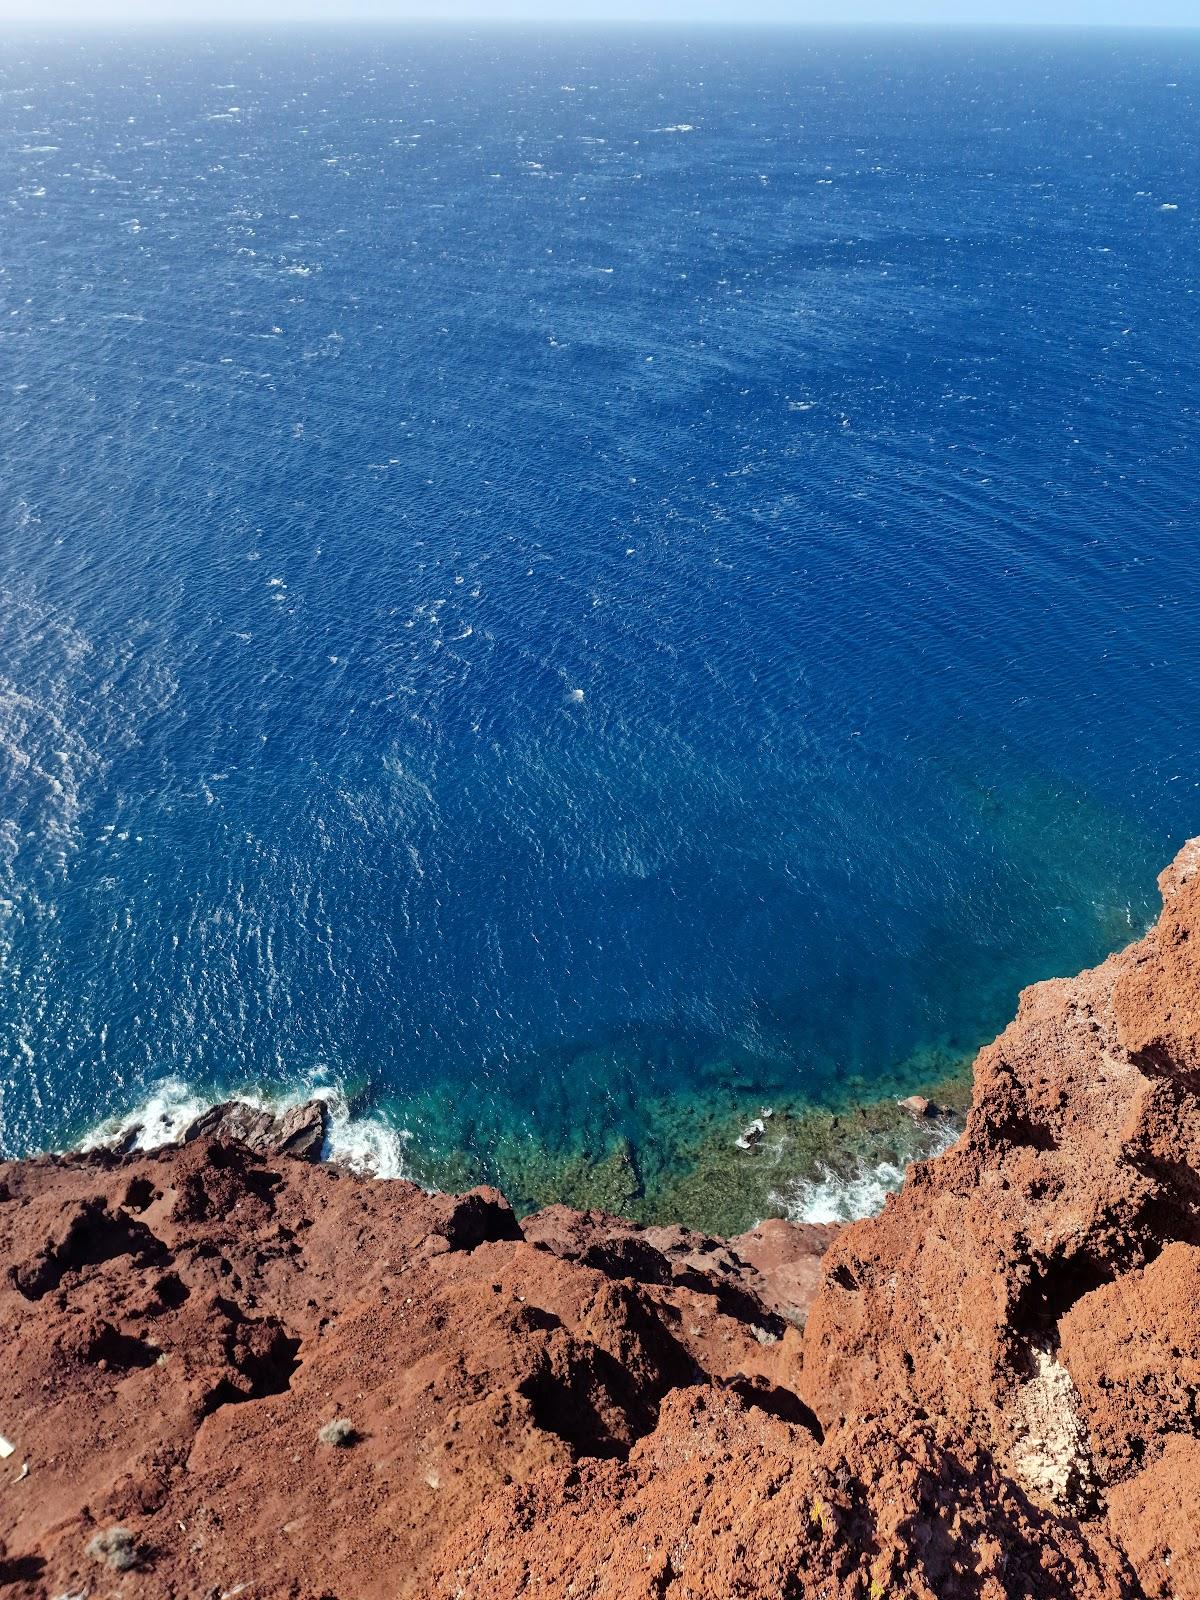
[2,840,1199,1597]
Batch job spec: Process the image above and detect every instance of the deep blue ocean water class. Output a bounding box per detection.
[2,29,1198,1215]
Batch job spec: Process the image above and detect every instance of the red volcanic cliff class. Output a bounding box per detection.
[2,843,1198,1599]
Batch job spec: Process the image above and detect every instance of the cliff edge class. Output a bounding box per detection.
[2,842,1198,1599]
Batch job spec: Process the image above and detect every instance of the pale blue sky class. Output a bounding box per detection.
[1,0,1196,25]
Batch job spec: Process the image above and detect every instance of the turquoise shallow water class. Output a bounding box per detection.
[1,29,1198,1225]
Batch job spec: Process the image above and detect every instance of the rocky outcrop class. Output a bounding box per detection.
[0,1142,823,1600]
[111,1095,331,1162]
[181,1097,330,1162]
[800,838,1200,1592]
[0,841,1198,1599]
[521,1204,839,1330]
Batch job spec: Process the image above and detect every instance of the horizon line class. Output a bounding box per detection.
[4,15,1200,30]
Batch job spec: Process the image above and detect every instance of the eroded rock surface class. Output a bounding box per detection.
[1,841,1198,1598]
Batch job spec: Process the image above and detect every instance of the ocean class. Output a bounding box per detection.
[2,27,1198,1230]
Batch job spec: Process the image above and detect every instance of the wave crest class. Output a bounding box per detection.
[771,1118,960,1224]
[76,1076,413,1182]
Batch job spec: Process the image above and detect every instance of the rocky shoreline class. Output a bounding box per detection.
[105,1095,334,1165]
[3,841,1199,1597]
[83,1061,973,1237]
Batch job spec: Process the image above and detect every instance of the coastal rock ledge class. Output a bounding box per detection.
[3,845,1200,1599]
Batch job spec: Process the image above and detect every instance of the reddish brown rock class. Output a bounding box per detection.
[801,839,1200,1593]
[522,1204,837,1330]
[1105,1435,1200,1600]
[729,1214,841,1325]
[1,840,1199,1599]
[1114,837,1200,1083]
[898,1091,941,1118]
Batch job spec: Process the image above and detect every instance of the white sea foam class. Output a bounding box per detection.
[773,1158,909,1223]
[318,1090,412,1179]
[76,1076,414,1181]
[78,1077,210,1153]
[771,1119,961,1225]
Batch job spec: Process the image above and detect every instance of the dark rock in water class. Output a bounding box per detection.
[734,1116,766,1150]
[181,1101,275,1148]
[181,1098,328,1161]
[108,1125,144,1158]
[270,1100,330,1162]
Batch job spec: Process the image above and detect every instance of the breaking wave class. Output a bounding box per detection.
[76,1075,414,1182]
[772,1117,962,1225]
